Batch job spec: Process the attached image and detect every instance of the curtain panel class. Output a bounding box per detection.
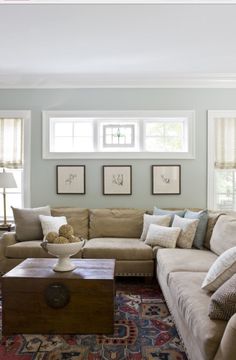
[215,117,236,169]
[0,118,23,169]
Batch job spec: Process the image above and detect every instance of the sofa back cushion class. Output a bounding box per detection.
[89,208,145,239]
[51,207,89,239]
[210,215,236,255]
[203,212,224,249]
[12,205,51,241]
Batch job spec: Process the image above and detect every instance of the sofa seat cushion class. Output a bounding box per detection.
[5,241,53,259]
[157,248,217,283]
[5,241,83,259]
[83,238,154,260]
[168,272,227,360]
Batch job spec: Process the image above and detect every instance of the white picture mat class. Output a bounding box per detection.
[57,166,85,194]
[153,166,180,194]
[103,166,131,194]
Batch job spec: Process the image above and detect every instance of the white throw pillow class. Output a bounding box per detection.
[172,215,199,249]
[145,224,181,248]
[201,246,236,292]
[39,215,67,237]
[140,214,171,241]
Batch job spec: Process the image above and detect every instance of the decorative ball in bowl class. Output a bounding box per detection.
[41,224,85,272]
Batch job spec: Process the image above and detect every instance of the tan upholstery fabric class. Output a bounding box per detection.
[204,212,224,249]
[5,240,83,259]
[89,208,145,239]
[115,260,154,277]
[214,313,236,360]
[156,248,217,283]
[168,271,227,360]
[12,205,51,241]
[209,274,236,321]
[83,238,153,260]
[210,215,236,255]
[51,207,89,239]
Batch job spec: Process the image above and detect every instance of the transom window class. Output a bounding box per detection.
[43,111,195,159]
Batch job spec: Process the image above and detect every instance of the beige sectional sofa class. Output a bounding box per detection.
[157,214,236,360]
[1,206,236,360]
[0,207,154,276]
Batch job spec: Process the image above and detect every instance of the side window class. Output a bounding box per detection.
[208,111,236,210]
[0,112,30,220]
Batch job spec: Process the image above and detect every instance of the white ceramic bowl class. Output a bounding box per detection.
[41,240,85,272]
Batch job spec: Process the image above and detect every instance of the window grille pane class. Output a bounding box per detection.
[74,123,93,137]
[145,120,185,152]
[146,123,164,136]
[54,138,74,152]
[54,122,73,137]
[73,137,94,151]
[102,124,135,148]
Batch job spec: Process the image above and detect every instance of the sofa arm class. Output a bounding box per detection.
[214,313,236,360]
[0,232,17,261]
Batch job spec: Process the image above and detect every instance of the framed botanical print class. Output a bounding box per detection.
[152,165,181,195]
[56,165,85,194]
[103,165,132,195]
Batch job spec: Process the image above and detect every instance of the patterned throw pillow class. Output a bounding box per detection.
[208,274,236,320]
[140,214,171,241]
[145,224,181,248]
[184,209,208,249]
[172,215,199,248]
[202,247,236,292]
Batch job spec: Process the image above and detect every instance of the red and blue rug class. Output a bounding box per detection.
[0,280,187,359]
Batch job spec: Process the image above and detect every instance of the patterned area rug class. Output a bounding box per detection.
[0,279,187,360]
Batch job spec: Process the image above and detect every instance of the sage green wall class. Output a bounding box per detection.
[0,88,236,209]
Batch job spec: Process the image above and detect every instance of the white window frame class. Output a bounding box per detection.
[43,110,195,159]
[207,110,236,210]
[0,110,31,210]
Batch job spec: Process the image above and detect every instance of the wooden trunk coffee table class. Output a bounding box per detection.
[2,258,115,335]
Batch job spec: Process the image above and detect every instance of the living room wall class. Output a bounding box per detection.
[0,87,236,210]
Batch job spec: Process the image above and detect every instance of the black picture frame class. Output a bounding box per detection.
[56,165,86,194]
[103,165,132,195]
[152,165,181,195]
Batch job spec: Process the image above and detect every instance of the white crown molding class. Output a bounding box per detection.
[1,73,236,88]
[1,1,236,3]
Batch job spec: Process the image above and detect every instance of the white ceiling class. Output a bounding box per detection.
[1,4,236,87]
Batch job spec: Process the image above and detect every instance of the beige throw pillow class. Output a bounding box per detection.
[172,215,199,248]
[140,214,171,241]
[12,205,51,241]
[208,274,236,320]
[202,246,236,292]
[145,224,181,248]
